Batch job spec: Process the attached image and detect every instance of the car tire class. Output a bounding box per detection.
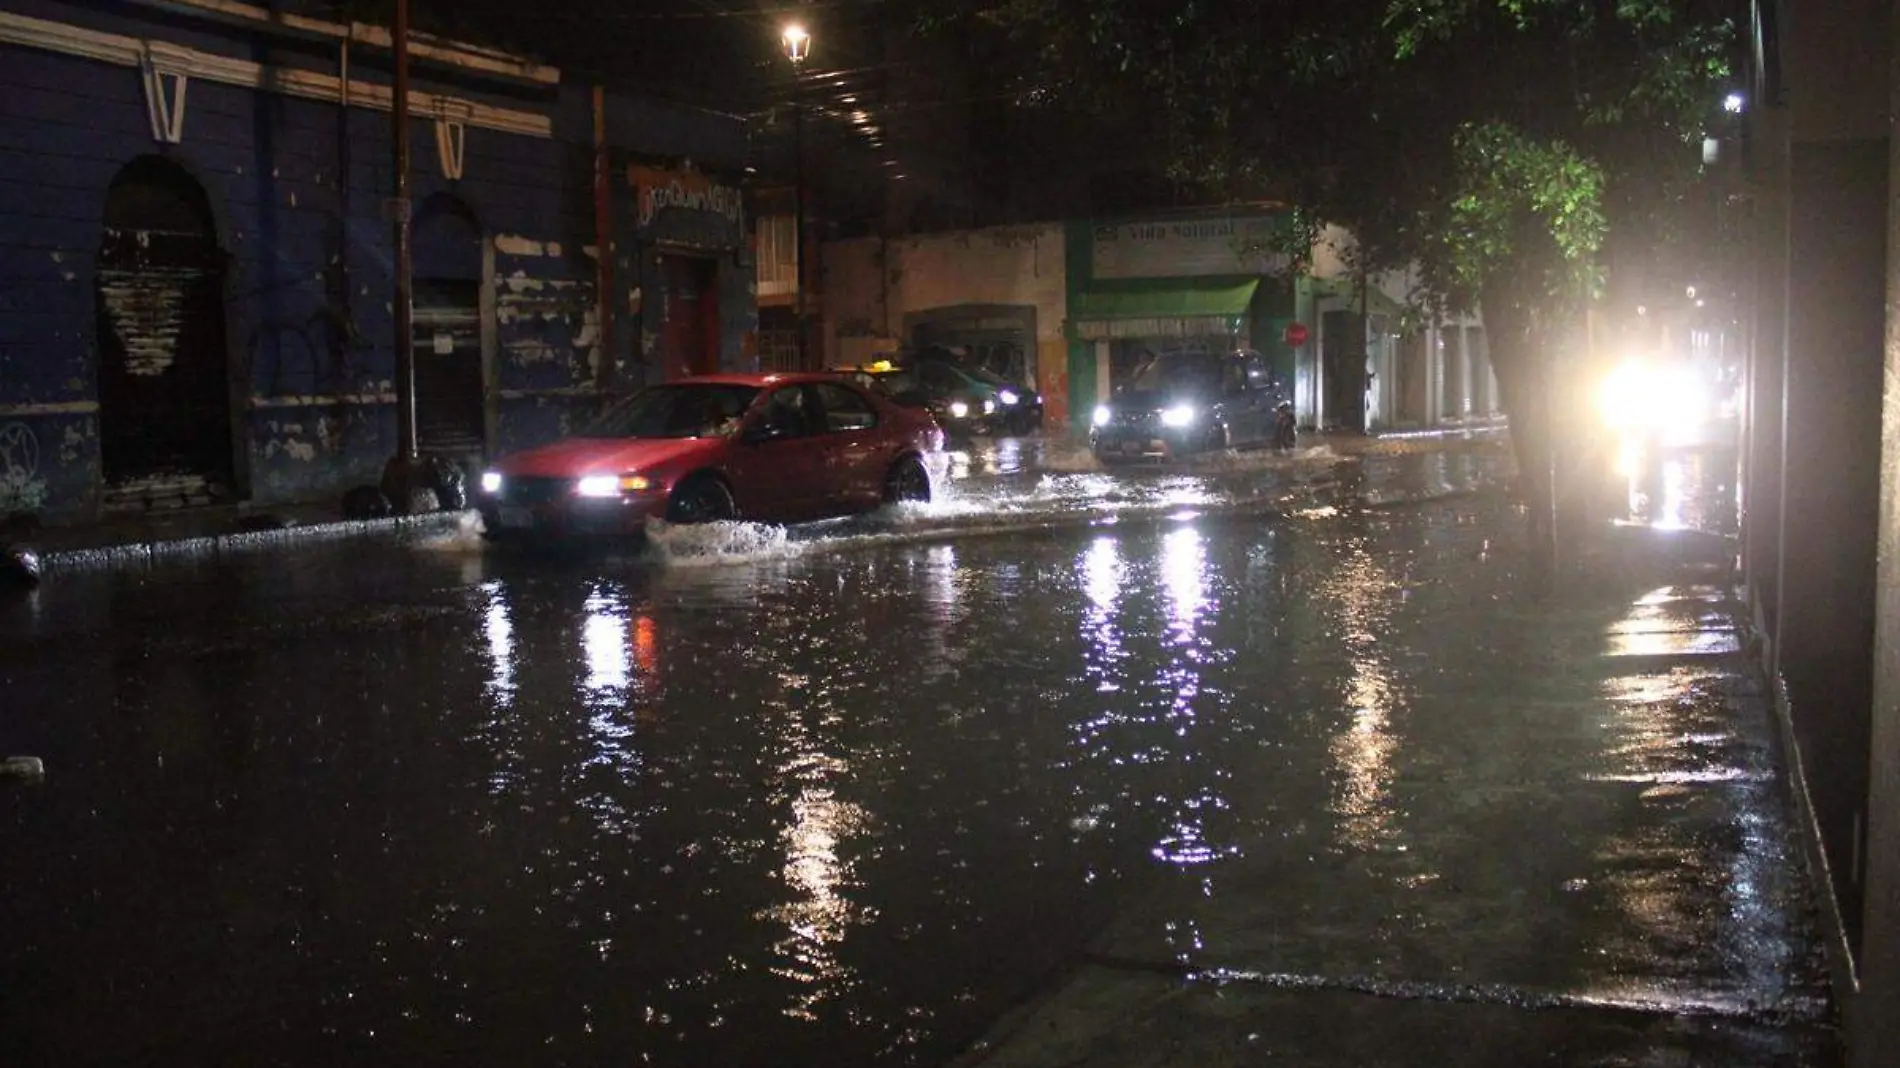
[883,455,931,504]
[666,474,737,524]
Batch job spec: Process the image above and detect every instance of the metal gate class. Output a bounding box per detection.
[94,156,235,510]
[414,279,485,455]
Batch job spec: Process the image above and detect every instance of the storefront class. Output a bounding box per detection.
[1064,212,1300,430]
[626,164,757,384]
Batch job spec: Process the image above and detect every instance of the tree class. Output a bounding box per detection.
[926,0,1740,587]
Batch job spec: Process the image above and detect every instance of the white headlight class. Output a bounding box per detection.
[982,399,996,415]
[998,389,1020,406]
[1161,404,1197,428]
[1093,405,1111,427]
[949,401,970,419]
[480,471,503,494]
[575,475,620,498]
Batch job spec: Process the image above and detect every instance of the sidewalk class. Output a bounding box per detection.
[4,427,1511,576]
[954,514,1836,1067]
[3,497,469,574]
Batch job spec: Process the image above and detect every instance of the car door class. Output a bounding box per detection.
[1214,356,1259,445]
[809,381,887,509]
[732,384,827,520]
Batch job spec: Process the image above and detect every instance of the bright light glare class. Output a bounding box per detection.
[1601,361,1713,432]
[480,471,503,494]
[949,401,970,419]
[576,475,621,497]
[1724,92,1745,113]
[1160,404,1197,428]
[781,23,811,62]
[998,389,1020,406]
[1092,405,1112,427]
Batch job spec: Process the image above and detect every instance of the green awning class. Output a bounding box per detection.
[1070,279,1259,341]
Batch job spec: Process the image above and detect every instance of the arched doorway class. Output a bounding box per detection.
[411,194,485,457]
[94,156,235,508]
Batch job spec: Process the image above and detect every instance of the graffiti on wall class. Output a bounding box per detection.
[0,422,47,514]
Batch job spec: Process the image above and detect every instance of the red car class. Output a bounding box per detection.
[476,372,944,537]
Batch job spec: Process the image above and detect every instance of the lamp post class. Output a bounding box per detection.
[781,23,810,367]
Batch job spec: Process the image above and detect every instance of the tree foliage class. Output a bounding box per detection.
[929,0,1738,320]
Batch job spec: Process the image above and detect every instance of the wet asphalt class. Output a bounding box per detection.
[0,436,1835,1066]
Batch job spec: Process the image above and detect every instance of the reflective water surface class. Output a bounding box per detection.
[1,436,1825,1065]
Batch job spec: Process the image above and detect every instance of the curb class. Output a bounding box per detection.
[29,510,473,575]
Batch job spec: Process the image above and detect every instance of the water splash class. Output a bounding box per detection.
[414,510,488,554]
[643,518,801,567]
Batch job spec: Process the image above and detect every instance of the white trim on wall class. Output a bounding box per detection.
[131,0,561,85]
[0,10,554,139]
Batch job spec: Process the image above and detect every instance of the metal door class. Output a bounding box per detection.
[660,255,719,377]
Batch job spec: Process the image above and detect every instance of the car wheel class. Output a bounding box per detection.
[883,455,931,504]
[666,475,737,524]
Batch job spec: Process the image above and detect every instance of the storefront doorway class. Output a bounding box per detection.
[94,156,236,510]
[659,254,719,378]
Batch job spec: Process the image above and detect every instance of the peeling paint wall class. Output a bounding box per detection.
[0,1,753,519]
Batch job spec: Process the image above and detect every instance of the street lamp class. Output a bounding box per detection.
[782,22,810,367]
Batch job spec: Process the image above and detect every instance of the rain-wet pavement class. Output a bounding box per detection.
[0,432,1835,1066]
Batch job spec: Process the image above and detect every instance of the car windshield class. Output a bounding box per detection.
[960,365,1020,390]
[579,384,759,439]
[1131,354,1220,394]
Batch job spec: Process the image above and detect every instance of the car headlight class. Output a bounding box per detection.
[1092,404,1112,427]
[480,471,503,494]
[998,389,1020,406]
[949,401,970,419]
[982,399,996,415]
[1160,404,1197,428]
[575,473,652,497]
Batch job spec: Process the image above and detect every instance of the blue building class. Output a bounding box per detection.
[0,0,756,521]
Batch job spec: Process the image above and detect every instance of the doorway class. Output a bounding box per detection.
[659,254,719,378]
[1320,308,1366,432]
[411,196,486,457]
[94,156,236,509]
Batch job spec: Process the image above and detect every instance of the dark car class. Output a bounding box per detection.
[1090,349,1290,462]
[826,358,1002,439]
[476,373,944,538]
[955,362,1045,435]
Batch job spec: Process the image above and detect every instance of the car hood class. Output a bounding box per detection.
[493,436,718,478]
[1110,389,1213,413]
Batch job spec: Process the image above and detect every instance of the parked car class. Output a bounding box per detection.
[476,373,943,538]
[831,355,1040,438]
[1090,349,1290,462]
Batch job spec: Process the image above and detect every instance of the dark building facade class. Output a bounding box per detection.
[0,0,754,522]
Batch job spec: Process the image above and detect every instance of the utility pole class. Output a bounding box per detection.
[384,0,419,510]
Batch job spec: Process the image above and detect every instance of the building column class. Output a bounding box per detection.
[1855,2,1900,1062]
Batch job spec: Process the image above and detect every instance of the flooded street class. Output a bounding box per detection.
[0,436,1830,1066]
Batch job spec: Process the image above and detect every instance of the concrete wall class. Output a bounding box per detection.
[1742,1,1896,1062]
[0,0,751,521]
[823,223,1068,420]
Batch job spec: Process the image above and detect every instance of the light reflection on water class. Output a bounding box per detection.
[482,580,515,702]
[1319,543,1406,856]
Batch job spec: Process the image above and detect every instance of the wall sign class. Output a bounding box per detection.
[1091,215,1289,280]
[628,164,743,231]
